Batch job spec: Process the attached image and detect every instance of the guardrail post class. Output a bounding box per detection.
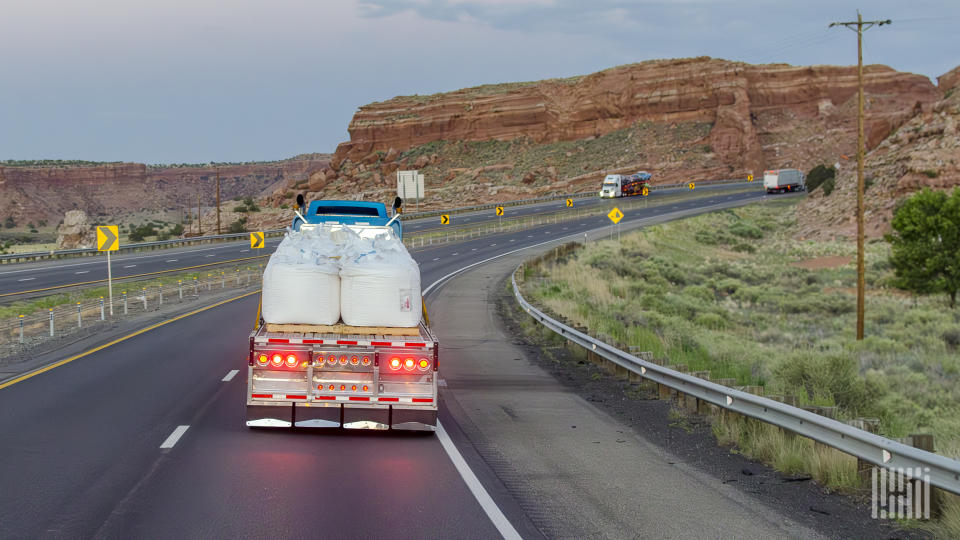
[236,268,240,286]
[19,315,24,343]
[178,280,183,301]
[123,292,128,315]
[77,302,82,328]
[49,309,54,337]
[194,277,198,296]
[99,297,105,321]
[221,271,225,289]
[142,287,148,311]
[207,274,212,291]
[158,285,163,307]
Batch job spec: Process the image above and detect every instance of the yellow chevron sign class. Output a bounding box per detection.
[566,198,573,207]
[440,214,450,225]
[495,206,504,216]
[96,226,119,251]
[250,232,265,249]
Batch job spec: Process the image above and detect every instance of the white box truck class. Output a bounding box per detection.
[763,169,806,194]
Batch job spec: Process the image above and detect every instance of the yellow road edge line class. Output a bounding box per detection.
[0,289,262,391]
[0,255,269,298]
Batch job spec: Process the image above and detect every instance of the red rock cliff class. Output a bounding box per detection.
[333,57,937,179]
[0,156,329,224]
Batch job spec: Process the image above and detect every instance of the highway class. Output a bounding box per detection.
[0,189,840,539]
[0,183,753,299]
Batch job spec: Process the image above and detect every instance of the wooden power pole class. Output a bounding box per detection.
[829,12,891,341]
[216,168,221,235]
[197,194,202,235]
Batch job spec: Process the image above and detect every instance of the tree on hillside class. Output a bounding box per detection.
[886,187,960,307]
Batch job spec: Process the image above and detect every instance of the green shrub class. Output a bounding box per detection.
[775,353,872,415]
[821,177,836,196]
[695,229,718,245]
[921,169,939,178]
[228,217,247,233]
[3,217,14,229]
[695,312,727,330]
[806,164,836,192]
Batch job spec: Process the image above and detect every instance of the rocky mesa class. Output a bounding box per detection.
[285,57,938,211]
[0,155,330,227]
[796,64,960,240]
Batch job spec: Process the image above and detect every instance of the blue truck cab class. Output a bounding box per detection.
[291,198,403,240]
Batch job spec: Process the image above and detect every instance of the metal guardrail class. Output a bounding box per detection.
[0,229,287,264]
[398,178,749,221]
[511,268,960,496]
[0,178,751,264]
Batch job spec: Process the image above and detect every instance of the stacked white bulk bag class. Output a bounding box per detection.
[340,233,422,328]
[261,226,341,325]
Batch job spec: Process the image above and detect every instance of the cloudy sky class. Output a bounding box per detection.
[1,0,957,164]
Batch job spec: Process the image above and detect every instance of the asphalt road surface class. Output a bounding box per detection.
[0,190,822,539]
[0,183,754,299]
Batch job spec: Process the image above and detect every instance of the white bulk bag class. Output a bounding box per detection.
[260,227,341,325]
[340,235,422,328]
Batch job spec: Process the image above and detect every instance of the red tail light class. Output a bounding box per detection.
[404,357,415,371]
[271,354,283,367]
[390,357,401,370]
[285,354,298,368]
[339,355,348,366]
[362,356,371,366]
[350,355,359,366]
[328,355,336,365]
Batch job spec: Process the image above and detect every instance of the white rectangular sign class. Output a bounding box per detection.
[397,170,425,199]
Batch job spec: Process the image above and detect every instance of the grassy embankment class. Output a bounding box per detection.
[521,197,960,533]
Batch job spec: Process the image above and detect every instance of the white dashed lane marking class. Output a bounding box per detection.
[18,277,35,282]
[433,257,440,261]
[124,265,136,268]
[75,271,90,275]
[166,259,178,263]
[159,425,190,449]
[222,370,239,382]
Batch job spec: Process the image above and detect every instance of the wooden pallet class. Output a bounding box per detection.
[265,323,421,337]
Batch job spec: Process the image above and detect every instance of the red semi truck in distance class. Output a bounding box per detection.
[600,171,652,198]
[245,198,439,433]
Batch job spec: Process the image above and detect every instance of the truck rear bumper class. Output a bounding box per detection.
[246,403,436,431]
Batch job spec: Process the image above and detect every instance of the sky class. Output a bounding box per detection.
[1,0,958,164]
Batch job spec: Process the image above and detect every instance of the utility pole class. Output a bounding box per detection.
[829,11,891,341]
[197,193,202,235]
[216,167,221,235]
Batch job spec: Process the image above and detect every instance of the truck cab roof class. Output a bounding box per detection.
[292,200,402,239]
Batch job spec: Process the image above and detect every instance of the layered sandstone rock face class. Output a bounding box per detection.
[333,57,936,178]
[55,210,96,249]
[796,65,960,240]
[0,155,329,226]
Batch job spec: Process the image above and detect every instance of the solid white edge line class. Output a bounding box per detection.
[159,425,190,449]
[222,369,239,382]
[437,421,522,540]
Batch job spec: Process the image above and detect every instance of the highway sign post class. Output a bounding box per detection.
[440,214,450,225]
[250,232,265,249]
[607,207,623,243]
[97,225,119,316]
[496,206,504,227]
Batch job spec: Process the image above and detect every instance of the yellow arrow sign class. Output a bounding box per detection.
[642,186,649,197]
[96,226,119,251]
[565,198,573,207]
[688,182,696,190]
[440,214,450,225]
[250,232,265,249]
[495,206,504,216]
[607,207,623,224]
[747,174,754,182]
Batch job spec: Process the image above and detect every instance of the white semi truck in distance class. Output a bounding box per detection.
[763,169,806,194]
